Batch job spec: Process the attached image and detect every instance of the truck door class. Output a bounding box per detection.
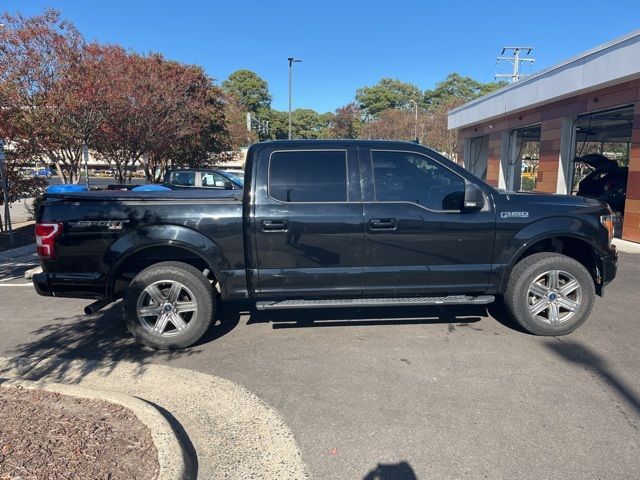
[361,148,495,295]
[252,146,364,297]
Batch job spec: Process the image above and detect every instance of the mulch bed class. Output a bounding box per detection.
[0,224,35,253]
[0,385,159,480]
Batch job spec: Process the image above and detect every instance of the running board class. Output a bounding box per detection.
[256,295,495,310]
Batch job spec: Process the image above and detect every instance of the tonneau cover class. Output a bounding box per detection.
[45,189,243,202]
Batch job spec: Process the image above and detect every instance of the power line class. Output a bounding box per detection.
[495,47,535,83]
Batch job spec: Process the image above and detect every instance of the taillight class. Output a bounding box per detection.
[35,222,63,259]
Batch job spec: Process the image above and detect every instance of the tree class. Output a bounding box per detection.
[329,103,362,139]
[92,48,227,183]
[355,78,421,117]
[1,10,254,187]
[0,149,47,231]
[423,97,467,158]
[262,109,332,140]
[422,73,505,109]
[222,69,271,116]
[420,74,505,160]
[264,110,289,139]
[0,9,89,184]
[31,42,111,183]
[363,108,428,143]
[162,89,249,172]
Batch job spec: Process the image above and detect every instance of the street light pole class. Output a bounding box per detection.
[83,143,90,189]
[288,57,301,140]
[0,140,14,246]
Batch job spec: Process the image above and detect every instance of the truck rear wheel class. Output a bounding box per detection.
[124,261,215,349]
[504,252,595,336]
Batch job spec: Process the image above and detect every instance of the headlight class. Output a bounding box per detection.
[600,213,614,246]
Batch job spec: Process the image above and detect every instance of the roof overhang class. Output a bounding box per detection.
[448,30,640,130]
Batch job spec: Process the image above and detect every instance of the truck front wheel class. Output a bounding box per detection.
[124,261,215,349]
[504,252,595,336]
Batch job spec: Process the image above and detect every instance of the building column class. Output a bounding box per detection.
[462,137,471,169]
[556,116,576,194]
[622,102,640,243]
[536,119,562,193]
[486,131,502,187]
[457,137,467,167]
[498,130,510,189]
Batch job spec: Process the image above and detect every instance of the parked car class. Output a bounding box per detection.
[221,168,245,177]
[576,154,628,213]
[34,140,617,349]
[106,184,138,191]
[32,168,54,177]
[164,168,243,190]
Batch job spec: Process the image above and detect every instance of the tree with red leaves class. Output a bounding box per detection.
[91,48,245,183]
[0,9,91,184]
[1,9,246,186]
[329,103,362,139]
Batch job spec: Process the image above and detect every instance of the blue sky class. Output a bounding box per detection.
[3,1,640,112]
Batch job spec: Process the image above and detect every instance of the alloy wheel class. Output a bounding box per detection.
[136,280,198,337]
[526,269,583,325]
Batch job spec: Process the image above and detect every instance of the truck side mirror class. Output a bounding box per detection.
[463,182,485,211]
[223,180,234,190]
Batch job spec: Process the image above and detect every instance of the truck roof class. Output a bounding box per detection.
[254,139,429,148]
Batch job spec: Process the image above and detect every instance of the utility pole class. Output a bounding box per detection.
[288,57,301,140]
[496,47,535,83]
[409,99,419,142]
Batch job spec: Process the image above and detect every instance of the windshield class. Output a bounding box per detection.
[223,172,244,187]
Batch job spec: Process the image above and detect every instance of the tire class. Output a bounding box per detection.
[504,252,595,336]
[124,261,215,349]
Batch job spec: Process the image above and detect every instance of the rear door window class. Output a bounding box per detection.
[201,172,227,188]
[269,150,348,202]
[172,171,196,186]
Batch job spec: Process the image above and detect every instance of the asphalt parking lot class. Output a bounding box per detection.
[1,252,639,479]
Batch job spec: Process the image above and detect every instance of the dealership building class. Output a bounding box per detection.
[448,30,640,243]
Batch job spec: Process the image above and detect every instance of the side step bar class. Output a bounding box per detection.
[256,295,495,311]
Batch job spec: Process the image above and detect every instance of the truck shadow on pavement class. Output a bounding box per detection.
[244,298,521,332]
[6,298,520,382]
[544,339,640,417]
[5,300,242,381]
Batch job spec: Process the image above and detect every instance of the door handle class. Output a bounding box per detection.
[370,218,397,230]
[261,219,288,231]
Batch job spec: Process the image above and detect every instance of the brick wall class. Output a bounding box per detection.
[622,101,640,242]
[455,78,640,242]
[537,119,562,193]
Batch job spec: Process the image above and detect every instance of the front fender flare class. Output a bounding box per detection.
[497,216,604,293]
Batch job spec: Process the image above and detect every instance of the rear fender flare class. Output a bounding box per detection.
[106,225,226,298]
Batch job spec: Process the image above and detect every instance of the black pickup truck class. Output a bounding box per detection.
[34,140,618,349]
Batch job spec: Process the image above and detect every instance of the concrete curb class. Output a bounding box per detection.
[24,265,42,279]
[0,243,36,261]
[0,355,310,479]
[612,238,640,254]
[0,378,188,480]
